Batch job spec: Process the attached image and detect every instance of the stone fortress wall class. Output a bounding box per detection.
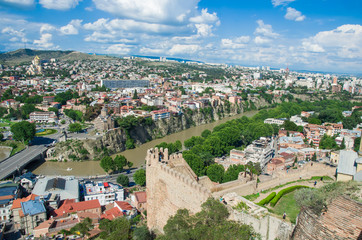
[146,147,211,232]
[146,148,336,238]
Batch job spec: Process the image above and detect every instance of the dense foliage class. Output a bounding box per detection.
[257,192,276,206]
[100,155,130,173]
[295,181,360,214]
[155,140,182,155]
[10,121,36,144]
[270,185,309,207]
[134,169,146,186]
[117,174,130,187]
[159,198,257,240]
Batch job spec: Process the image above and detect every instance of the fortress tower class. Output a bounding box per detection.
[146,148,211,233]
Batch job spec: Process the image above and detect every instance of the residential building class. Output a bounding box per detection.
[264,118,285,126]
[150,109,170,120]
[84,181,124,206]
[52,199,102,217]
[131,191,147,212]
[0,182,19,222]
[336,151,362,181]
[32,177,79,202]
[101,80,150,89]
[12,195,46,235]
[29,111,57,123]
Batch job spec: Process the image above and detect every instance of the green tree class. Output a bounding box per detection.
[48,107,59,115]
[0,133,3,140]
[114,155,128,172]
[282,120,298,131]
[100,156,114,173]
[10,121,36,144]
[206,164,224,183]
[99,218,131,240]
[68,122,82,133]
[319,134,338,150]
[134,169,146,186]
[133,90,138,99]
[117,175,129,187]
[161,198,256,240]
[354,137,361,152]
[340,138,346,150]
[201,129,211,138]
[133,225,153,240]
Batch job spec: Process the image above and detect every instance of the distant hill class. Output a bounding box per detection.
[0,49,113,66]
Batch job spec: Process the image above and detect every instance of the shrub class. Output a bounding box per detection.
[244,193,259,201]
[270,185,309,207]
[257,192,276,206]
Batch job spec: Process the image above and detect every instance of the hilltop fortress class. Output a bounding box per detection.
[146,148,336,238]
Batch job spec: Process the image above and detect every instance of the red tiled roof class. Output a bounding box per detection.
[101,207,124,220]
[115,201,133,211]
[11,194,38,209]
[134,192,147,203]
[53,199,101,216]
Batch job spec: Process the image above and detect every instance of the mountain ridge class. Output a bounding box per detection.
[0,49,113,66]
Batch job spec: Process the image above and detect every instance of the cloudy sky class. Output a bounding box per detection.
[0,0,361,73]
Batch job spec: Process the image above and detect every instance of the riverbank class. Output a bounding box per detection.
[32,110,259,176]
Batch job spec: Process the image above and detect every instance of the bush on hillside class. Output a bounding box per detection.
[257,192,276,206]
[270,185,309,207]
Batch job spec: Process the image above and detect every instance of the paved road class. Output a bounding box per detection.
[0,131,63,180]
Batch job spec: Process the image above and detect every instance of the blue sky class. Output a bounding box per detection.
[0,0,361,73]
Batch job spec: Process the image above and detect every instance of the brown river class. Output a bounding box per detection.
[32,110,258,177]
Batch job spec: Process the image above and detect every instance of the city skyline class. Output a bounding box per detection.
[0,0,361,73]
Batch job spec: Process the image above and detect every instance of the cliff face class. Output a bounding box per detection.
[51,98,278,161]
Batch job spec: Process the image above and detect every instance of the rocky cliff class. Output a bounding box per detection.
[50,98,279,161]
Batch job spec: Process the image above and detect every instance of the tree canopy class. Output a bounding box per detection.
[159,198,256,240]
[134,169,146,186]
[10,121,36,144]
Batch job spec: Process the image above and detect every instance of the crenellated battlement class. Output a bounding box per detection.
[147,147,211,197]
[146,148,212,232]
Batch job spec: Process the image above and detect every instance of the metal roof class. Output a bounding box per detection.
[337,151,357,176]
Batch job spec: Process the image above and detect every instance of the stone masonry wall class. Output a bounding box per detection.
[146,148,211,232]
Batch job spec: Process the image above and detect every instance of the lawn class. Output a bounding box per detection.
[272,192,300,224]
[36,129,57,136]
[0,140,26,156]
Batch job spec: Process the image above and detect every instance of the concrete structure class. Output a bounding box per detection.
[264,118,285,126]
[30,111,57,123]
[83,181,124,206]
[0,182,19,222]
[0,144,48,180]
[32,177,79,201]
[12,194,46,235]
[101,79,149,89]
[131,191,147,212]
[336,151,362,181]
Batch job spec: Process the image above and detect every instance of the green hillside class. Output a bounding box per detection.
[0,49,113,66]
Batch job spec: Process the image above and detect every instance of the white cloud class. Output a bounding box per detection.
[301,42,325,52]
[194,23,213,37]
[92,0,198,24]
[33,33,55,48]
[301,24,362,58]
[189,8,220,25]
[106,44,132,54]
[40,24,55,33]
[168,44,200,55]
[254,36,271,45]
[0,0,34,7]
[60,19,83,35]
[285,7,305,21]
[221,36,250,49]
[271,0,295,7]
[254,20,279,38]
[39,0,81,10]
[140,47,165,55]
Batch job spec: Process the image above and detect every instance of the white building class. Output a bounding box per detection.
[84,181,124,206]
[29,111,57,123]
[264,118,285,126]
